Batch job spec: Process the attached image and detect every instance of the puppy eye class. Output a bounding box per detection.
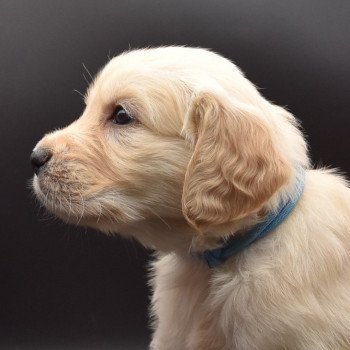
[111,106,135,125]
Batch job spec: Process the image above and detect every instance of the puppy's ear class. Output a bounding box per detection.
[182,89,292,231]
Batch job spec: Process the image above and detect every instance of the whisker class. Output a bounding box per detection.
[77,191,86,225]
[66,190,73,221]
[148,207,171,229]
[96,200,103,223]
[73,89,86,100]
[82,73,90,86]
[82,62,94,82]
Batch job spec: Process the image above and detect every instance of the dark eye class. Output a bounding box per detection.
[111,106,134,125]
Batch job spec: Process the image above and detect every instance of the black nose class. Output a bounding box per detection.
[30,148,52,175]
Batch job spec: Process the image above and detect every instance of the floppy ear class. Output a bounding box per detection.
[182,89,292,231]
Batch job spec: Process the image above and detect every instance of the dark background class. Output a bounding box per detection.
[0,0,349,349]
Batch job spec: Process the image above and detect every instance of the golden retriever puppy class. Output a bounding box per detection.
[31,47,350,349]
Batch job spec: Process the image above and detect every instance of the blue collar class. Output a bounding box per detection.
[199,168,306,268]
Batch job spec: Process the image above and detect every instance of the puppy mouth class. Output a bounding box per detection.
[32,172,90,224]
[32,167,131,230]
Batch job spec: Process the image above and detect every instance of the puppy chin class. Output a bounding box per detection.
[32,175,89,225]
[32,175,129,232]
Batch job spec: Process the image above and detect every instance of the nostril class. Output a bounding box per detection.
[30,148,52,175]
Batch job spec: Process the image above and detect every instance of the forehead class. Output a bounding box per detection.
[85,48,202,134]
[83,47,240,134]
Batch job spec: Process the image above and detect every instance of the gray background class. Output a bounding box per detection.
[0,0,349,349]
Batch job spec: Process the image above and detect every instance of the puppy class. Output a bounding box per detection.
[31,47,350,349]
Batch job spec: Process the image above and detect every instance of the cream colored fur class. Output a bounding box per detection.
[32,47,350,349]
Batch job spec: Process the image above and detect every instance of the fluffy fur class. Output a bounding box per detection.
[32,47,350,349]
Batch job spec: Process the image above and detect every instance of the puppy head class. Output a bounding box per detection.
[32,47,307,244]
[32,50,191,234]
